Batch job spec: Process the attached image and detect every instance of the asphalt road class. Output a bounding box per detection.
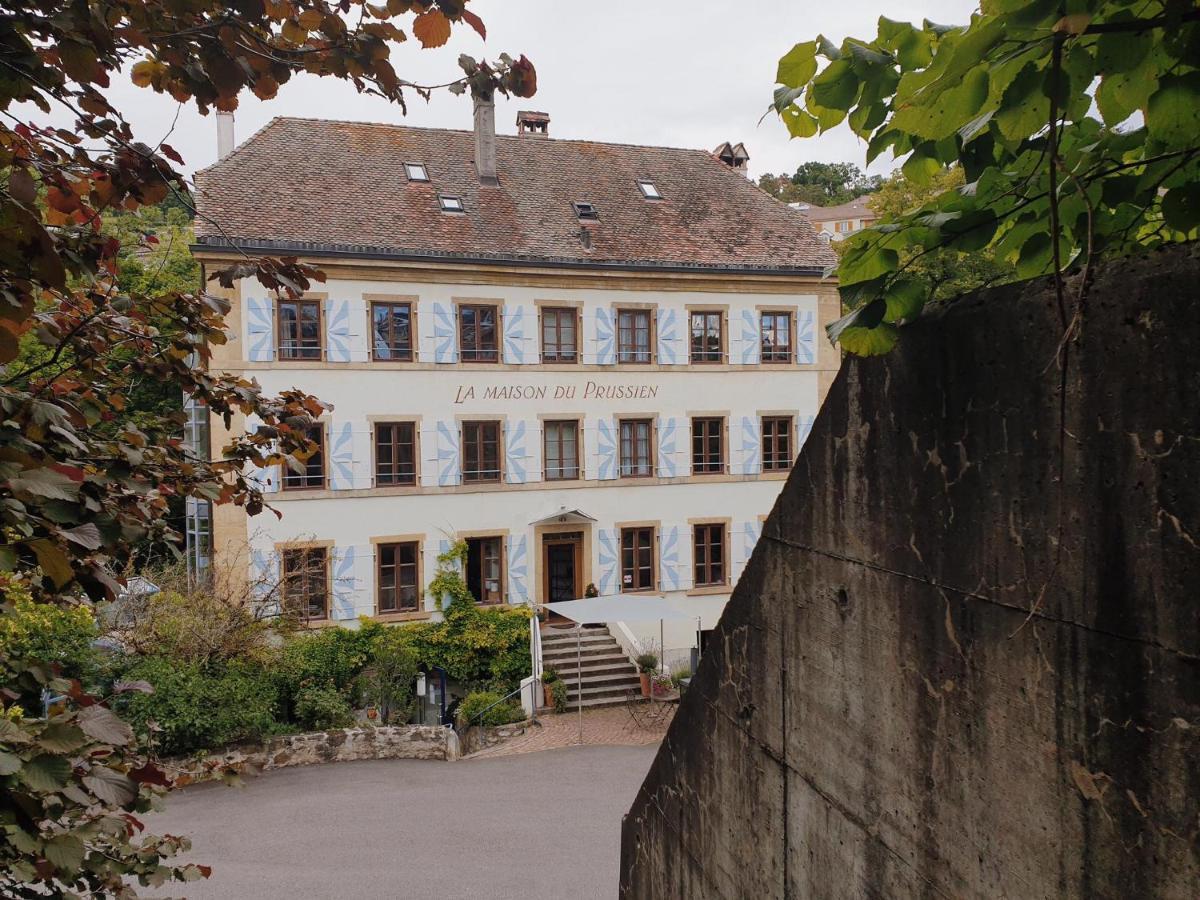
[145,744,657,900]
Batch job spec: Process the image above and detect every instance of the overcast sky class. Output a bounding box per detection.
[73,0,979,181]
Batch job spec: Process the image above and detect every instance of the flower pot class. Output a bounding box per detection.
[366,706,378,721]
[639,672,651,698]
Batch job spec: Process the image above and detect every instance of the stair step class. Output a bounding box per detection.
[566,682,642,701]
[558,671,640,689]
[542,646,626,663]
[552,663,638,680]
[540,634,617,648]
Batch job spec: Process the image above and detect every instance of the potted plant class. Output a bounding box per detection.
[365,704,378,721]
[635,653,659,698]
[584,582,599,598]
[541,667,560,709]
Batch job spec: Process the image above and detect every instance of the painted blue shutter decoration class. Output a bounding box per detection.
[346,298,367,362]
[245,415,279,493]
[325,298,351,362]
[597,529,619,595]
[432,302,457,363]
[739,415,760,475]
[656,417,680,478]
[796,310,816,365]
[507,534,529,605]
[249,548,277,604]
[503,304,531,364]
[244,296,274,362]
[656,308,683,365]
[436,420,461,486]
[739,521,764,573]
[739,309,761,365]
[328,421,355,490]
[798,415,815,451]
[594,307,615,365]
[331,546,360,621]
[596,418,618,480]
[659,525,681,591]
[504,420,529,484]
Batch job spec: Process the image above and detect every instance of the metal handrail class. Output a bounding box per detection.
[462,679,538,729]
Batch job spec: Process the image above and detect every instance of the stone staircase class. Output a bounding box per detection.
[540,625,641,710]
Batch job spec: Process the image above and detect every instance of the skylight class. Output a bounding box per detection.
[637,180,663,200]
[439,194,464,213]
[573,201,599,220]
[404,162,429,182]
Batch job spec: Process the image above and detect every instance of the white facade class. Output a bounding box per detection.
[216,273,828,663]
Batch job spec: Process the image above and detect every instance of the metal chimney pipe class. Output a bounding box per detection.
[216,111,235,160]
[473,94,497,185]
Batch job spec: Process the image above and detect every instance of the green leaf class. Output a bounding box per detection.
[28,539,74,589]
[1162,184,1200,232]
[993,63,1047,143]
[777,41,817,88]
[883,277,927,322]
[781,106,819,138]
[37,723,87,754]
[841,244,899,286]
[0,750,21,775]
[827,298,886,345]
[83,766,138,806]
[1096,69,1154,127]
[902,152,942,186]
[78,705,134,746]
[811,59,858,110]
[839,323,900,356]
[1146,74,1200,150]
[1094,26,1151,75]
[20,754,72,791]
[43,834,85,874]
[817,35,842,60]
[1017,232,1053,277]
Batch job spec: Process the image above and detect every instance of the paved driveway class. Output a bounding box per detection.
[147,744,656,900]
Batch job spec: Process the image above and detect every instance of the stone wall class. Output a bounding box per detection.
[168,725,458,783]
[457,720,532,757]
[620,244,1200,898]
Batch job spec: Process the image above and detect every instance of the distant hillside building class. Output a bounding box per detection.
[790,195,879,241]
[189,102,838,666]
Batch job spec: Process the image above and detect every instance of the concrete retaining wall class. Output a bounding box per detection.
[619,244,1200,898]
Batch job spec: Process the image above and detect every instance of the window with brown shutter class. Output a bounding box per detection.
[762,416,794,472]
[543,420,580,480]
[462,421,501,482]
[283,424,325,490]
[282,547,329,620]
[541,307,578,362]
[278,299,322,360]
[459,304,499,362]
[760,312,792,363]
[619,419,654,478]
[375,422,416,486]
[377,542,419,613]
[693,524,726,587]
[691,417,724,475]
[621,527,655,591]
[689,311,723,363]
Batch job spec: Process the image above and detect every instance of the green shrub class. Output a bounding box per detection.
[117,656,279,755]
[293,684,355,731]
[408,600,531,691]
[547,679,569,714]
[0,582,100,706]
[635,653,659,674]
[457,690,525,727]
[359,628,419,724]
[276,626,374,718]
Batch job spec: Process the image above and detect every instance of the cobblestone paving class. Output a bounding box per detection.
[466,703,675,759]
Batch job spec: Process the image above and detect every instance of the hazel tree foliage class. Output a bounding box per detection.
[772,0,1200,355]
[0,0,534,895]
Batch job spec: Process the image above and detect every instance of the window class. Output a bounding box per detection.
[283,424,325,490]
[459,304,499,362]
[689,311,723,363]
[466,536,504,604]
[375,422,417,486]
[572,201,599,220]
[439,194,464,212]
[762,416,793,471]
[621,527,655,591]
[637,180,662,200]
[404,162,429,182]
[693,524,726,587]
[185,497,211,581]
[462,421,501,482]
[691,417,724,475]
[544,420,579,481]
[619,418,653,478]
[761,312,792,363]
[540,307,578,362]
[377,542,419,613]
[277,299,322,360]
[282,547,328,620]
[617,309,652,364]
[371,301,413,361]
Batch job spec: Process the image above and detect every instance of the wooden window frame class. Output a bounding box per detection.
[282,423,326,491]
[618,418,655,478]
[462,420,502,483]
[692,523,727,588]
[374,421,417,486]
[762,415,794,472]
[540,306,580,363]
[458,303,500,363]
[689,310,724,364]
[616,308,654,364]
[620,526,656,592]
[277,298,323,361]
[281,546,330,621]
[760,311,793,364]
[376,541,420,614]
[465,535,505,605]
[370,301,415,362]
[691,416,725,475]
[543,419,580,481]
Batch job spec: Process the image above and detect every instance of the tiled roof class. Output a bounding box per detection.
[193,117,835,273]
[795,195,877,222]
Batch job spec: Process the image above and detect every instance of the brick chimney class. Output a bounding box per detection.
[216,111,235,160]
[516,110,550,138]
[713,141,750,174]
[473,94,498,185]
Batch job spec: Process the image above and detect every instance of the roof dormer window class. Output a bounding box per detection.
[637,180,663,200]
[573,201,599,220]
[439,194,464,213]
[404,162,429,182]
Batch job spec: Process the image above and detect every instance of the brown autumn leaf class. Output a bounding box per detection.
[412,10,452,48]
[460,9,486,40]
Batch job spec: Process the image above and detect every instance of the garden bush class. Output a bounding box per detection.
[359,628,419,724]
[408,599,531,691]
[117,656,279,755]
[293,684,356,731]
[0,579,100,706]
[275,625,374,719]
[456,690,525,727]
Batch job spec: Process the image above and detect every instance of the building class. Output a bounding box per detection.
[190,102,839,667]
[790,195,878,241]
